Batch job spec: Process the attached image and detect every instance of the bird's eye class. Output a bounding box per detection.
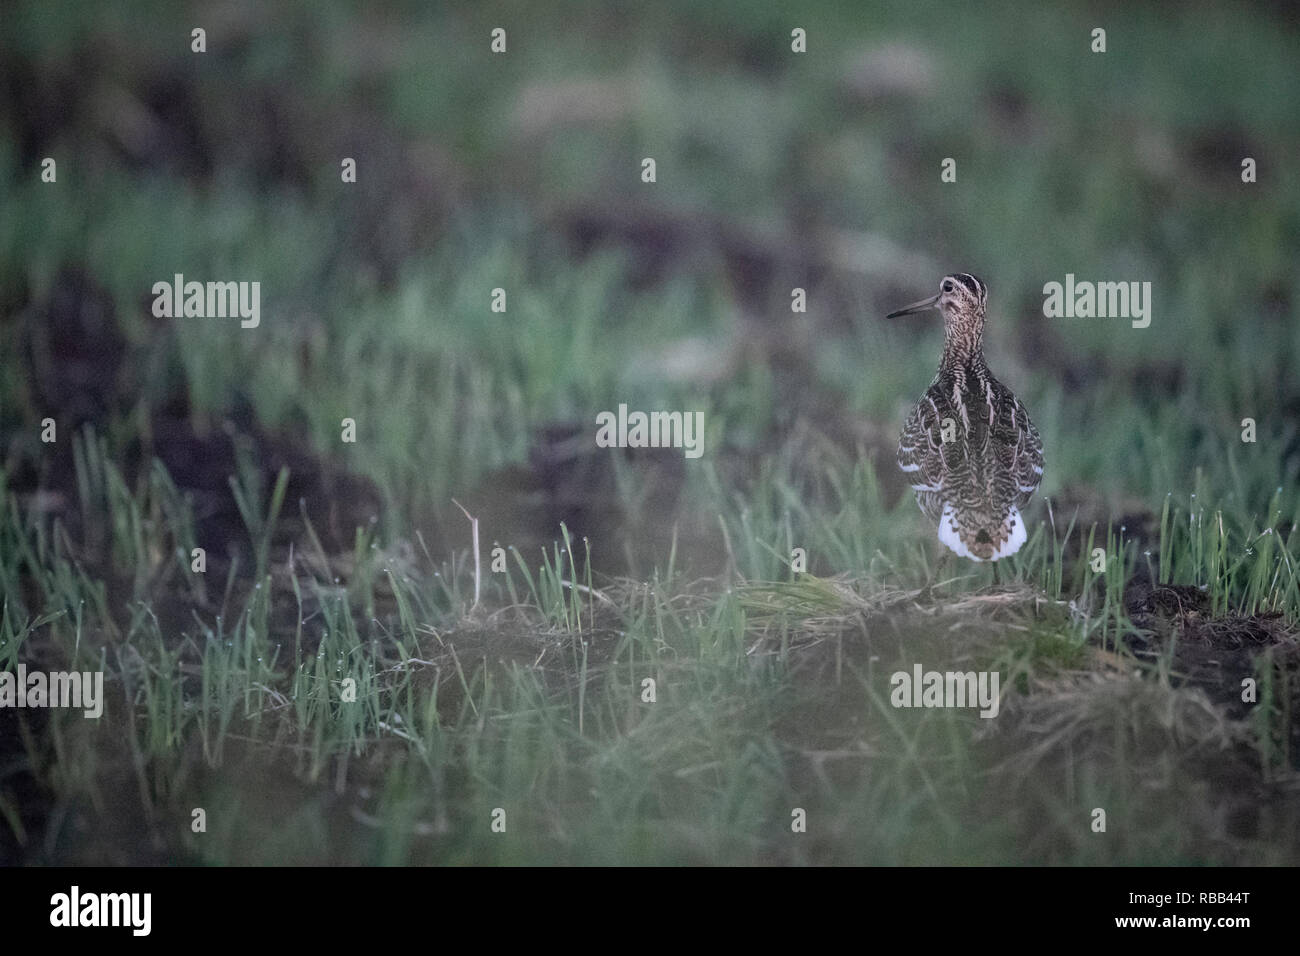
[942,281,954,293]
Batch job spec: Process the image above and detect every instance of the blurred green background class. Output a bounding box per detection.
[4,0,1297,531]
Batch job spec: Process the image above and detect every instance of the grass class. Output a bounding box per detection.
[1,0,1299,864]
[4,425,1298,863]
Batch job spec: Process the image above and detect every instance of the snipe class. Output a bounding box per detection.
[888,273,1043,561]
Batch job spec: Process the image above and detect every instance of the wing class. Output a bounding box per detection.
[997,388,1043,508]
[897,388,952,523]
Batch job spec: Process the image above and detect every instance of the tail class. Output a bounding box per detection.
[938,503,1027,562]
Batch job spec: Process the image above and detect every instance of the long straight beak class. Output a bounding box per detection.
[886,293,941,319]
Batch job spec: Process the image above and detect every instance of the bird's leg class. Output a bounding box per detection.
[934,548,952,589]
[920,546,952,604]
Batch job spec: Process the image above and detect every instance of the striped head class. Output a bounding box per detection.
[887,273,988,361]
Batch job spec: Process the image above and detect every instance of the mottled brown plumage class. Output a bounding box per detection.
[889,274,1043,561]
